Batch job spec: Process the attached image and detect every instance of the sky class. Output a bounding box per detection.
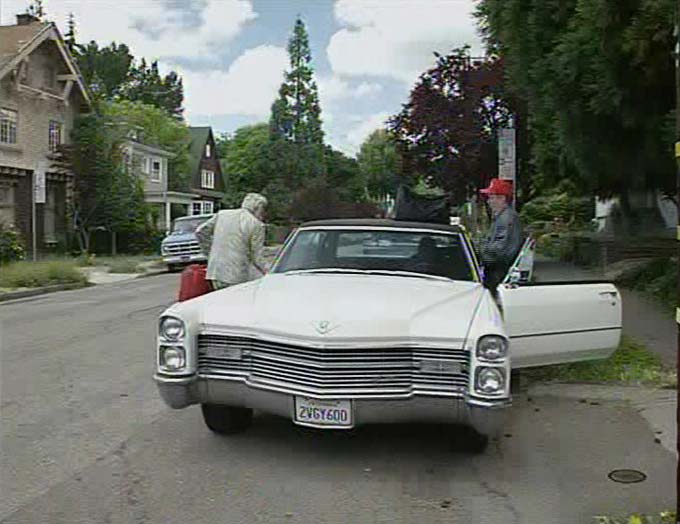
[0,0,482,156]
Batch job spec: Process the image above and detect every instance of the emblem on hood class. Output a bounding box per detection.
[313,320,339,335]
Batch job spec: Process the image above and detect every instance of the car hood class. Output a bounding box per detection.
[162,232,197,244]
[174,273,485,347]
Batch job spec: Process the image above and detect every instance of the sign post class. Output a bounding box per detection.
[498,127,517,206]
[32,160,47,261]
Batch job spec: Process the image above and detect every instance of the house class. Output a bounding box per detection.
[0,13,91,254]
[186,127,225,215]
[122,129,195,233]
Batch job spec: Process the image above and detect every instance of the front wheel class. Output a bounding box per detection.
[201,404,253,435]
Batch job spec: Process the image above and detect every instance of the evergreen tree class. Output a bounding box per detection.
[270,17,323,145]
[121,59,184,119]
[65,13,77,54]
[26,0,45,20]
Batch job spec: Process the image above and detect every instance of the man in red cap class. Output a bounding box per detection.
[479,178,523,295]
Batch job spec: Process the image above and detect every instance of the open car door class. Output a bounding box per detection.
[498,282,622,368]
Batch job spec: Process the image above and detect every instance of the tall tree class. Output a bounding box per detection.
[51,114,148,253]
[357,129,401,202]
[26,0,45,19]
[75,41,133,100]
[120,59,184,119]
[270,18,324,145]
[388,48,514,204]
[64,13,77,53]
[476,0,675,201]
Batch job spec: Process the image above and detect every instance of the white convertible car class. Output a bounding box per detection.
[154,219,621,450]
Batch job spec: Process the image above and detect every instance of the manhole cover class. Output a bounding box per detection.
[608,469,647,484]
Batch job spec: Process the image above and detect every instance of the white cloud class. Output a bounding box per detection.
[327,0,482,82]
[344,111,391,153]
[1,0,257,60]
[179,45,288,119]
[318,76,383,106]
[354,81,382,97]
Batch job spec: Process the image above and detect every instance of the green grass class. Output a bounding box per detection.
[593,511,676,524]
[0,260,88,289]
[525,337,676,388]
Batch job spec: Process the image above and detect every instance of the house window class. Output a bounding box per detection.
[142,156,150,174]
[201,169,215,189]
[151,159,161,182]
[48,121,62,152]
[202,201,214,215]
[0,185,15,226]
[0,109,18,145]
[191,202,203,216]
[205,144,211,158]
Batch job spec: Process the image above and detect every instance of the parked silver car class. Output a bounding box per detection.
[160,214,212,271]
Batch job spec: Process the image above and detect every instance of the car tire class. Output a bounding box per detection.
[450,424,489,454]
[201,404,253,435]
[167,264,177,273]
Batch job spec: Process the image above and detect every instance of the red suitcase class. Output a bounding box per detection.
[178,264,212,302]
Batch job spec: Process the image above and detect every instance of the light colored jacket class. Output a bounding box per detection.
[195,207,266,285]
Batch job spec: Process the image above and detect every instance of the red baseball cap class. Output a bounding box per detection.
[480,178,513,198]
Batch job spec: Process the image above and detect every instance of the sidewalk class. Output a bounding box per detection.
[533,257,675,367]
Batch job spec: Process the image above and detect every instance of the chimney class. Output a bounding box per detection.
[16,13,39,26]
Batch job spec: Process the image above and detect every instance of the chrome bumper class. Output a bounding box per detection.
[162,254,206,265]
[154,374,510,436]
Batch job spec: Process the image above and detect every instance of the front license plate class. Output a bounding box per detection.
[294,396,353,428]
[181,255,191,261]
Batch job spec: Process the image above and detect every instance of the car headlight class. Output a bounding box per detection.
[160,316,185,341]
[159,345,186,371]
[475,367,505,394]
[476,335,508,361]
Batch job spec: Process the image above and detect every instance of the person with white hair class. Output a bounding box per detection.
[195,193,268,290]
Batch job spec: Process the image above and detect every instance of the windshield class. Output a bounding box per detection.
[172,217,209,234]
[273,228,476,281]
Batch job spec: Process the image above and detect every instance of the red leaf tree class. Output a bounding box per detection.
[388,47,516,205]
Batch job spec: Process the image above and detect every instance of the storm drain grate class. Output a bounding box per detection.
[608,469,647,484]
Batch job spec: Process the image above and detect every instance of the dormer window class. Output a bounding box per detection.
[205,144,211,158]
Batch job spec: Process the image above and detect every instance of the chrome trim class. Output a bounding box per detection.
[466,396,512,409]
[197,327,466,350]
[198,373,468,401]
[154,373,196,385]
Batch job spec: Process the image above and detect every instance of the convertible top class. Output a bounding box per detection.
[299,218,462,234]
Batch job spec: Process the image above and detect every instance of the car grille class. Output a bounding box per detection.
[197,334,470,398]
[163,241,202,256]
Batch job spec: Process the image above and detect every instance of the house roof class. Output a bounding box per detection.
[0,21,49,65]
[0,21,90,106]
[187,126,212,176]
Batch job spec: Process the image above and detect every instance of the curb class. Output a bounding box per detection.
[0,282,89,303]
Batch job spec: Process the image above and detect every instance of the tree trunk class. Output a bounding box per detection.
[111,231,117,256]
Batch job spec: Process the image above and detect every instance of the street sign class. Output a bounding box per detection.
[498,128,516,182]
[33,160,47,204]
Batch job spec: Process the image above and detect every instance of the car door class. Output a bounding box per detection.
[498,282,622,368]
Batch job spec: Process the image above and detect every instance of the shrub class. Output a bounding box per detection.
[617,257,675,310]
[0,260,87,289]
[0,224,26,265]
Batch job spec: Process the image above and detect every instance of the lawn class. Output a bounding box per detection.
[0,260,88,290]
[524,336,675,388]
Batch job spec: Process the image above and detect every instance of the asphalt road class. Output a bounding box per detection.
[0,274,675,524]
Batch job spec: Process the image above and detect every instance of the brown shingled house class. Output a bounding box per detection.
[0,13,91,255]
